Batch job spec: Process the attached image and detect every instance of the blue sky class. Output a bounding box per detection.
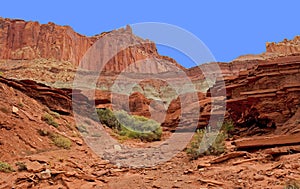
[1,1,299,68]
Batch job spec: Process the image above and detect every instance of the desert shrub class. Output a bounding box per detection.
[50,134,71,149]
[37,129,71,149]
[38,129,50,136]
[42,113,59,128]
[48,111,60,119]
[97,109,162,142]
[18,102,24,108]
[186,119,235,159]
[117,112,162,142]
[285,180,300,189]
[15,162,27,171]
[97,108,121,131]
[186,129,227,160]
[221,119,235,133]
[0,161,14,173]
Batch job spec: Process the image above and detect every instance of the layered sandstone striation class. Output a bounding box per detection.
[0,17,183,74]
[0,17,97,64]
[210,56,300,135]
[266,36,300,56]
[0,76,73,114]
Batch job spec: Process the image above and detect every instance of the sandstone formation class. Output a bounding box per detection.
[0,17,183,74]
[266,36,300,56]
[2,17,299,137]
[213,55,300,136]
[0,17,97,64]
[0,76,72,114]
[234,36,300,61]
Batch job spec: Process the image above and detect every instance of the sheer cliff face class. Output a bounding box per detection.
[0,17,97,64]
[0,17,183,73]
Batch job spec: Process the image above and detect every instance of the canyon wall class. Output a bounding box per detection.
[0,17,97,64]
[0,17,183,73]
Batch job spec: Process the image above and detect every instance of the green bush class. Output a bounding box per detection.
[97,108,121,131]
[97,109,162,142]
[48,111,60,119]
[221,119,235,133]
[50,134,71,149]
[0,161,14,173]
[186,129,227,160]
[37,129,71,149]
[186,119,235,160]
[42,113,59,128]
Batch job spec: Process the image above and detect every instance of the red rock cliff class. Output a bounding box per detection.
[0,17,98,64]
[266,36,300,56]
[0,17,183,73]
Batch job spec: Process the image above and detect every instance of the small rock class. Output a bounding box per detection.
[183,169,194,174]
[26,161,45,173]
[75,139,83,146]
[39,169,51,180]
[51,170,66,175]
[80,174,96,182]
[197,163,211,169]
[146,176,154,180]
[65,171,77,177]
[115,162,122,168]
[152,183,161,189]
[12,106,19,114]
[97,159,110,165]
[114,145,121,151]
[265,171,273,177]
[110,168,127,174]
[167,166,173,170]
[253,175,265,181]
[93,170,109,177]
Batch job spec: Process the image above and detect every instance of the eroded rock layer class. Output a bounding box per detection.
[0,17,183,74]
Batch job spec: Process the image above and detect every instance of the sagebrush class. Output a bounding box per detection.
[186,120,234,160]
[97,109,162,142]
[42,113,59,127]
[50,134,72,149]
[0,161,14,173]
